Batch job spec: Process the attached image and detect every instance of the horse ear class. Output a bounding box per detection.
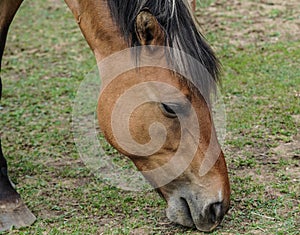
[135,10,165,46]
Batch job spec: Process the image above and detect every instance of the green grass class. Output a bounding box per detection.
[1,0,299,234]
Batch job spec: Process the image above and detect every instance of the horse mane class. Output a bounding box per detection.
[107,0,221,99]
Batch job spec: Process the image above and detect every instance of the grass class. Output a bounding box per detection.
[1,0,299,234]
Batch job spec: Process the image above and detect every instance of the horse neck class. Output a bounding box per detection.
[65,0,127,62]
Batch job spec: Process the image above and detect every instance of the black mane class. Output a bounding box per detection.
[107,0,221,98]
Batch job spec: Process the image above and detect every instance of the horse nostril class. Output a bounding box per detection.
[209,202,223,223]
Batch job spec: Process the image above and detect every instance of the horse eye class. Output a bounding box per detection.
[160,103,177,118]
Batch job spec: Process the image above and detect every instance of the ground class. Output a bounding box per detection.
[197,0,300,47]
[0,0,299,234]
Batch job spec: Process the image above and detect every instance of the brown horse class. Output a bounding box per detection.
[0,0,230,232]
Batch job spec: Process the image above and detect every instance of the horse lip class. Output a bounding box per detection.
[179,197,193,223]
[180,197,223,232]
[178,197,212,231]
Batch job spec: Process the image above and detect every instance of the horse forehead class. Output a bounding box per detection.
[104,66,190,96]
[136,78,189,98]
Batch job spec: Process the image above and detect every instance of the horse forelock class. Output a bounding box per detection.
[107,0,221,100]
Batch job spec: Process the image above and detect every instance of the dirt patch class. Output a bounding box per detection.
[47,0,64,9]
[197,0,300,47]
[270,114,300,180]
[272,135,300,159]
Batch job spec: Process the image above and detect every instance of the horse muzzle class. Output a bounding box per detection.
[166,193,229,232]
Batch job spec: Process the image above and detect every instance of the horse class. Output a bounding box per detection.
[0,0,230,232]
